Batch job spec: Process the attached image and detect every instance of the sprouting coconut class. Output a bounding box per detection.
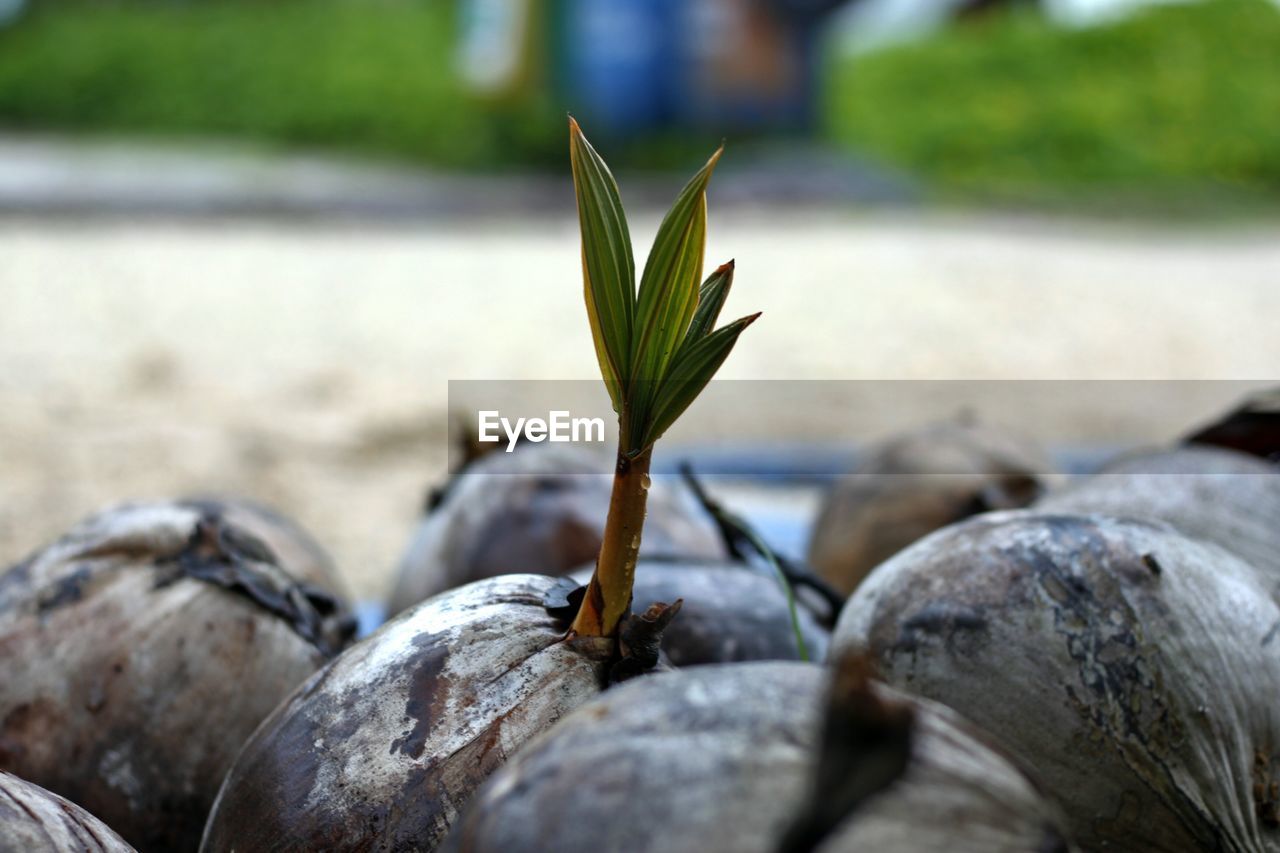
[0,499,354,852]
[387,443,725,616]
[807,419,1051,596]
[200,120,760,852]
[0,771,135,852]
[446,656,1071,852]
[833,510,1280,852]
[1036,445,1280,579]
[567,559,829,665]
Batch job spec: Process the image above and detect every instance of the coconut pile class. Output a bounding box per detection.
[0,390,1272,852]
[3,117,1278,851]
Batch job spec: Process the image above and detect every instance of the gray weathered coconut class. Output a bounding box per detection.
[201,574,614,853]
[0,771,135,853]
[808,420,1051,596]
[387,444,725,615]
[447,661,1070,853]
[1035,445,1280,580]
[834,510,1280,852]
[569,560,829,665]
[0,500,353,852]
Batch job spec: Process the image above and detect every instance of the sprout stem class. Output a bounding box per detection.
[571,446,653,637]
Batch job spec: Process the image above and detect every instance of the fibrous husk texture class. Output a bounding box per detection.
[448,662,1069,853]
[835,510,1280,852]
[0,499,352,852]
[0,770,136,853]
[201,573,613,853]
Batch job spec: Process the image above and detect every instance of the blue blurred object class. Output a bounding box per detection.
[464,0,849,136]
[553,0,673,133]
[353,600,388,639]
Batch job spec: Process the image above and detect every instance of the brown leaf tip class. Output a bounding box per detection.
[637,598,683,627]
[610,599,684,684]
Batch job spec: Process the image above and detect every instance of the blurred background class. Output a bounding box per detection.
[1,0,1277,600]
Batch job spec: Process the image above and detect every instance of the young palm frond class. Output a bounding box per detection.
[568,119,758,638]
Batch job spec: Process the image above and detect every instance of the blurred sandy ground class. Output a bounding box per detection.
[2,211,1278,600]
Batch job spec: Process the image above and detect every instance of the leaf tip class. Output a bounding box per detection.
[706,143,725,172]
[715,259,736,275]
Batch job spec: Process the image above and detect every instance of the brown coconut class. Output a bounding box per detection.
[0,770,135,853]
[834,510,1280,852]
[0,499,353,852]
[201,574,616,853]
[386,444,725,616]
[446,661,1070,852]
[808,420,1052,596]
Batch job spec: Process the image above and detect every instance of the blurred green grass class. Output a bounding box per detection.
[827,0,1280,212]
[0,0,563,168]
[1,0,1279,211]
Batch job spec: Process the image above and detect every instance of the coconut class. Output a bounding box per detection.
[568,560,829,665]
[0,499,354,852]
[808,420,1051,596]
[833,510,1280,852]
[386,444,726,616]
[200,574,619,852]
[446,660,1070,853]
[1035,445,1280,579]
[0,771,135,852]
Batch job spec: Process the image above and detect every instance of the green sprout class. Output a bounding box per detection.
[568,118,759,639]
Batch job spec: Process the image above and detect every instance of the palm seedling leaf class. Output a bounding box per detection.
[682,261,735,346]
[629,148,721,409]
[571,120,757,455]
[641,312,761,451]
[570,117,635,414]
